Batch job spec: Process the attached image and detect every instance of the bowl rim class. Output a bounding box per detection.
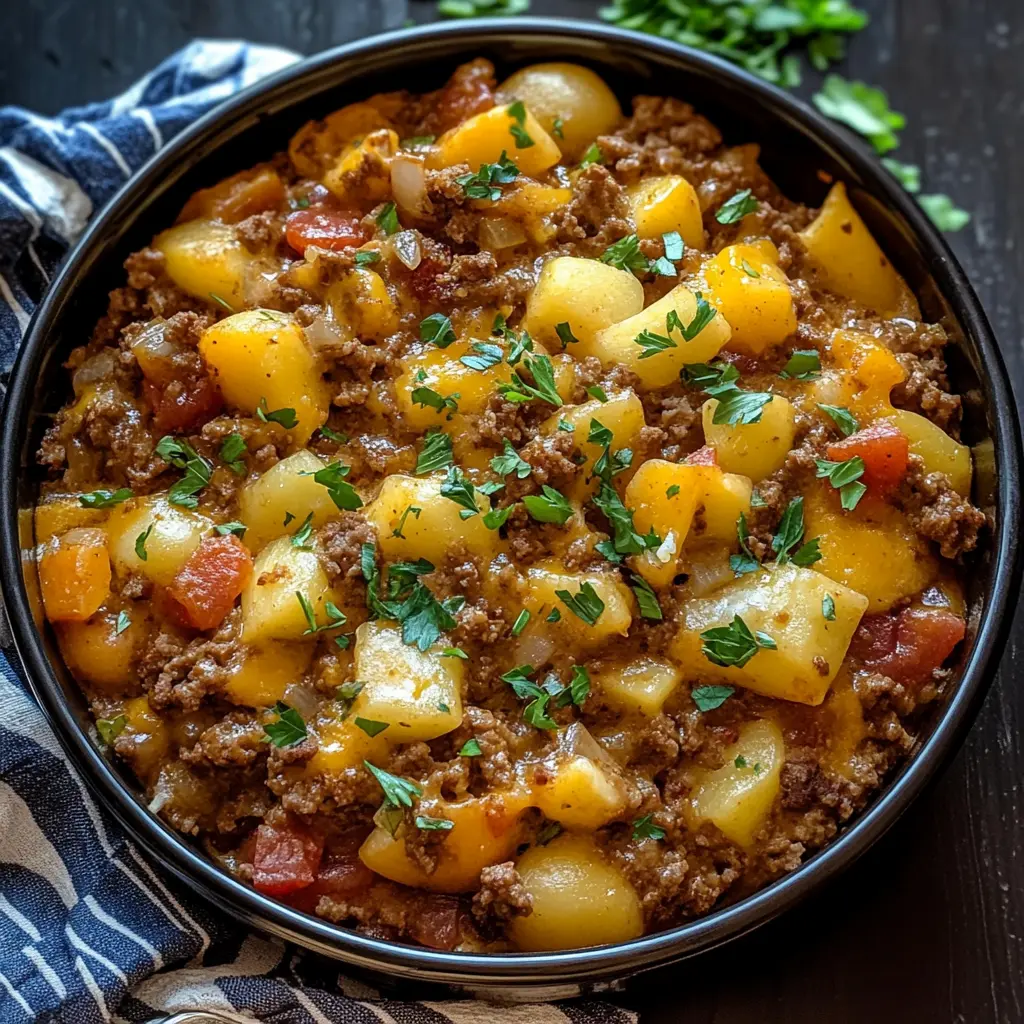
[1,16,1020,986]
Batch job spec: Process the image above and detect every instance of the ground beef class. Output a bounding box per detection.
[556,164,631,250]
[504,430,580,501]
[891,350,961,432]
[319,513,378,581]
[472,862,532,932]
[898,456,986,558]
[181,710,266,768]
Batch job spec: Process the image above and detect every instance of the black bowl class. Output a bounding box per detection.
[1,17,1020,1000]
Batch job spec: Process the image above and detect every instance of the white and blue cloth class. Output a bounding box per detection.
[0,40,637,1024]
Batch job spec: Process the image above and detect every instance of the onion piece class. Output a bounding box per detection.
[391,152,428,216]
[303,312,344,351]
[283,682,320,720]
[478,217,526,251]
[514,631,555,667]
[391,229,423,270]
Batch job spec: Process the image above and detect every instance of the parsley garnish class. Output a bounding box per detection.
[741,258,760,278]
[114,610,131,635]
[415,431,454,474]
[365,760,422,808]
[459,738,482,756]
[291,512,314,549]
[459,342,503,371]
[630,574,663,620]
[420,312,456,348]
[551,116,564,139]
[491,439,531,479]
[511,609,530,636]
[134,525,153,561]
[215,521,247,537]
[307,461,363,511]
[220,433,247,475]
[816,456,867,510]
[822,594,836,621]
[599,234,651,276]
[501,665,559,731]
[700,615,775,668]
[208,292,234,312]
[354,250,381,267]
[633,814,666,841]
[579,142,604,168]
[586,385,609,403]
[263,702,307,748]
[412,385,459,419]
[319,425,348,444]
[375,201,400,235]
[771,497,821,565]
[456,151,518,200]
[506,100,534,149]
[818,403,859,437]
[355,718,389,738]
[96,714,127,746]
[666,484,680,497]
[812,75,903,154]
[482,503,516,530]
[555,322,580,349]
[712,388,774,426]
[415,815,454,832]
[522,485,574,525]
[497,353,563,407]
[663,230,684,261]
[730,511,760,575]
[392,504,422,539]
[156,436,211,509]
[400,134,435,149]
[440,465,479,517]
[780,350,821,380]
[683,360,739,391]
[441,646,468,660]
[918,193,971,233]
[691,684,735,712]
[79,488,132,509]
[255,400,298,429]
[716,188,759,224]
[546,607,561,623]
[555,581,605,626]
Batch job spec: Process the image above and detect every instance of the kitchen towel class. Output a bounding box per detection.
[0,39,636,1024]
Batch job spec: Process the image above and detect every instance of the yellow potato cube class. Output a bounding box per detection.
[888,409,972,496]
[288,101,394,178]
[34,500,106,544]
[222,644,314,707]
[58,611,145,693]
[702,394,796,482]
[688,719,785,846]
[671,563,869,706]
[499,63,622,160]
[590,282,733,389]
[700,243,796,355]
[323,129,399,202]
[800,182,919,318]
[107,496,212,587]
[198,310,329,445]
[365,473,500,566]
[239,450,342,553]
[597,656,682,717]
[624,459,701,576]
[351,622,463,742]
[626,175,704,250]
[121,695,170,780]
[437,104,561,177]
[510,834,643,952]
[523,256,644,352]
[154,218,251,308]
[241,535,334,643]
[829,328,906,417]
[307,715,389,776]
[326,267,398,342]
[805,492,939,612]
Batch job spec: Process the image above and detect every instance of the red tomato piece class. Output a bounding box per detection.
[285,208,368,253]
[826,422,909,493]
[253,823,324,897]
[144,377,223,434]
[165,535,253,631]
[285,851,376,913]
[686,445,718,467]
[408,894,462,951]
[851,607,966,686]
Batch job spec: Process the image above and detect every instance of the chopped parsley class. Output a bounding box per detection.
[579,142,604,169]
[319,425,349,444]
[134,524,154,562]
[711,388,774,426]
[354,718,389,738]
[662,230,684,261]
[522,485,573,525]
[439,465,480,516]
[666,484,680,498]
[715,188,759,224]
[815,456,868,510]
[215,521,247,538]
[482,503,516,530]
[630,574,663,620]
[392,504,422,539]
[79,488,133,509]
[290,512,314,549]
[701,615,775,668]
[115,610,131,635]
[586,385,609,403]
[441,646,468,660]
[818,403,859,437]
[812,75,903,154]
[415,431,454,474]
[263,702,307,748]
[208,292,234,312]
[459,342,503,371]
[219,433,247,475]
[511,609,530,636]
[420,312,456,348]
[96,714,127,746]
[691,684,735,712]
[822,593,837,621]
[555,581,605,626]
[456,151,518,201]
[497,353,563,407]
[411,385,459,419]
[633,814,666,842]
[459,738,482,757]
[155,436,211,509]
[730,511,760,576]
[491,439,531,479]
[415,815,454,832]
[307,461,363,511]
[506,100,534,149]
[255,399,298,429]
[375,201,400,235]
[555,322,580,349]
[365,760,422,808]
[551,117,564,139]
[354,250,381,267]
[780,350,822,380]
[771,497,822,566]
[599,233,651,276]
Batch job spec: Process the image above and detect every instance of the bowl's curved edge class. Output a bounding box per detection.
[1,17,1020,991]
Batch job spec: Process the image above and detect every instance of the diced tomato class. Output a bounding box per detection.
[285,208,369,253]
[253,823,324,897]
[851,606,966,686]
[285,850,376,913]
[686,445,718,467]
[826,422,909,494]
[165,535,253,631]
[143,377,223,434]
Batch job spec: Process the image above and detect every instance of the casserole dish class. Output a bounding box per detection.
[1,17,1019,1000]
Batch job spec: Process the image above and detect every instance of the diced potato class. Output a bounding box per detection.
[688,719,785,846]
[38,531,110,622]
[700,243,796,355]
[359,789,531,892]
[523,561,633,649]
[597,656,682,716]
[523,256,644,352]
[800,182,919,318]
[306,715,389,777]
[107,496,212,587]
[239,450,340,553]
[365,473,500,566]
[223,643,314,707]
[154,218,252,308]
[805,492,939,612]
[351,621,463,742]
[326,268,398,342]
[323,129,399,201]
[437,104,561,177]
[544,390,646,499]
[671,563,869,706]
[829,328,906,417]
[179,165,285,224]
[121,695,169,781]
[888,409,972,496]
[241,535,334,643]
[34,500,106,544]
[590,282,733,389]
[691,470,753,547]
[624,459,700,586]
[289,102,394,178]
[626,175,704,250]
[489,183,572,246]
[198,310,329,445]
[702,395,796,482]
[510,834,644,952]
[58,609,145,692]
[499,63,622,160]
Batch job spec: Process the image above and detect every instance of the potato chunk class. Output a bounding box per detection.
[241,535,334,643]
[351,621,463,742]
[888,409,972,496]
[805,492,939,612]
[198,310,329,444]
[107,496,212,587]
[437,104,561,177]
[671,563,869,705]
[223,644,314,707]
[325,267,398,342]
[306,715,388,777]
[38,530,111,623]
[121,695,170,781]
[154,218,252,307]
[597,656,682,717]
[239,450,340,553]
[524,256,644,352]
[510,834,644,951]
[700,242,796,355]
[800,182,919,318]
[359,789,531,892]
[829,328,906,417]
[626,175,704,250]
[590,282,732,388]
[702,394,796,482]
[688,719,785,846]
[365,473,500,566]
[499,63,622,160]
[59,610,144,692]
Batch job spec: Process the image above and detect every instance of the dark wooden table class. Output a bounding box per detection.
[2,1,1021,1020]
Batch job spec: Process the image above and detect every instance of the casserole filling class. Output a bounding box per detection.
[34,59,985,952]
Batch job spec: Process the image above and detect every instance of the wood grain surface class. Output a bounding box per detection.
[1,1,1021,1020]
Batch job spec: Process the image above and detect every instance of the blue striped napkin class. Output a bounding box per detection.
[0,39,637,1024]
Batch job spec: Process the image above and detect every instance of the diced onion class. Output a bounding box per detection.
[478,217,526,251]
[61,527,107,548]
[72,348,119,394]
[303,312,343,350]
[391,153,428,216]
[655,530,678,565]
[283,682,320,719]
[391,229,423,270]
[514,631,555,667]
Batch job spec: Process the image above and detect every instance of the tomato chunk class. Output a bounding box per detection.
[285,208,369,253]
[686,445,718,467]
[143,377,223,434]
[827,422,909,493]
[851,606,966,686]
[165,535,253,631]
[253,823,324,897]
